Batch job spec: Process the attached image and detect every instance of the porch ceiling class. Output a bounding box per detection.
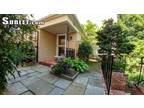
[42,21,76,35]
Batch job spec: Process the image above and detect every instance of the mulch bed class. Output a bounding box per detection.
[110,90,125,95]
[111,72,127,91]
[63,69,78,77]
[130,86,144,95]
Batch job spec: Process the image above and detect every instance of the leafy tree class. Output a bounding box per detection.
[118,14,144,39]
[117,14,144,84]
[97,18,134,73]
[0,14,37,94]
[97,18,134,56]
[82,20,98,41]
[126,38,144,72]
[82,20,98,56]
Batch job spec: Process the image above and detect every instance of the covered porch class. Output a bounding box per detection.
[38,16,80,66]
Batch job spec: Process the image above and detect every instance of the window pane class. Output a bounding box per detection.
[58,36,65,45]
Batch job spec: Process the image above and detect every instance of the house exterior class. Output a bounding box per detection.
[37,14,84,63]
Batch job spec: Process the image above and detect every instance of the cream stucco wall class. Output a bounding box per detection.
[67,33,77,49]
[38,29,56,61]
[67,32,80,56]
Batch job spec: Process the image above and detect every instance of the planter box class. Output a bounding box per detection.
[61,72,79,81]
[50,69,79,81]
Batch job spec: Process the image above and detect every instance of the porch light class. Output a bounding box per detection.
[69,36,72,40]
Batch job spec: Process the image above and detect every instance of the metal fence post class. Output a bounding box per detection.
[101,54,114,95]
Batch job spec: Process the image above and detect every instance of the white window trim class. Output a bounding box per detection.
[56,33,67,57]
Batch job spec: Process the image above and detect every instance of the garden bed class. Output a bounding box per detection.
[129,85,144,95]
[51,69,79,81]
[111,72,127,91]
[130,86,144,95]
[51,58,88,81]
[61,71,79,81]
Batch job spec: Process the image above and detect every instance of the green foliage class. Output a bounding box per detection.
[97,18,134,55]
[18,41,36,65]
[127,72,144,86]
[125,38,144,73]
[82,20,98,42]
[71,58,89,73]
[51,60,67,75]
[82,20,98,56]
[78,41,93,62]
[118,14,144,84]
[51,58,89,74]
[112,58,127,72]
[118,14,144,39]
[0,14,37,94]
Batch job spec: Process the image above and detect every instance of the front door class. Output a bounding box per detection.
[56,34,67,56]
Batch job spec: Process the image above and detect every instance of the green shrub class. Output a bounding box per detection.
[127,72,144,86]
[113,58,127,72]
[72,58,89,73]
[18,41,36,66]
[78,41,93,62]
[0,14,37,94]
[51,58,89,74]
[51,60,66,75]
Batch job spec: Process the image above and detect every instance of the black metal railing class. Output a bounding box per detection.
[101,54,114,95]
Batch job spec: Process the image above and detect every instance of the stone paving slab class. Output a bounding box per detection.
[85,85,105,95]
[18,66,32,71]
[64,83,86,95]
[36,68,50,73]
[4,82,28,95]
[74,76,88,86]
[13,72,21,78]
[21,76,40,87]
[21,91,34,95]
[27,72,41,77]
[55,79,72,90]
[37,71,50,77]
[28,79,55,95]
[6,64,105,95]
[48,87,65,95]
[31,65,50,72]
[32,64,48,69]
[9,75,29,84]
[26,69,36,74]
[18,67,30,71]
[20,70,29,76]
[77,73,89,77]
[40,73,59,84]
[88,78,103,88]
[88,73,100,80]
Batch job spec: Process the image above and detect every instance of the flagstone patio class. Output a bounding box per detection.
[4,64,105,95]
